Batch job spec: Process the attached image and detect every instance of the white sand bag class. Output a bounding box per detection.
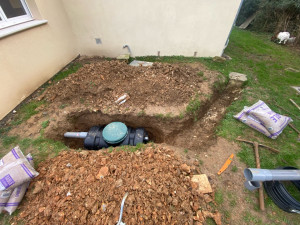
[4,154,34,215]
[0,146,27,168]
[234,109,272,138]
[0,147,26,213]
[0,190,12,214]
[245,100,292,138]
[0,147,39,191]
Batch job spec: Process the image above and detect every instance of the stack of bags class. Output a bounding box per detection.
[0,146,39,215]
[235,100,292,139]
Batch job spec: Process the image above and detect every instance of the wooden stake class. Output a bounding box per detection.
[254,142,265,211]
[254,142,260,168]
[236,138,280,154]
[288,123,300,135]
[236,137,281,210]
[236,138,273,211]
[273,103,300,120]
[290,99,300,111]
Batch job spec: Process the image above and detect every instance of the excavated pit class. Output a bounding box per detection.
[47,112,193,149]
[44,80,242,151]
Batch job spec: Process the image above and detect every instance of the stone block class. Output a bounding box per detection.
[191,174,212,194]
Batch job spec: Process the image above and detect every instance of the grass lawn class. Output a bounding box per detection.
[137,28,300,224]
[0,28,300,224]
[207,29,300,170]
[137,28,300,169]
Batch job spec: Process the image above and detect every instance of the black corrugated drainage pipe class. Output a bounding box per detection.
[244,167,300,213]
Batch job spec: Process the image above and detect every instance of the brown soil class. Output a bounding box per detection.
[13,145,221,225]
[40,60,219,115]
[38,79,240,152]
[7,59,225,143]
[2,57,251,224]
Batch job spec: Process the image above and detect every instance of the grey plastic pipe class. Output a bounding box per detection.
[244,168,300,182]
[64,132,88,139]
[244,180,261,191]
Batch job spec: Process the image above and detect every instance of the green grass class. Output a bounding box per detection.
[0,127,11,136]
[186,94,201,120]
[155,112,173,120]
[178,112,185,119]
[155,113,165,119]
[265,196,295,225]
[51,63,82,83]
[197,71,204,77]
[40,63,82,92]
[59,103,68,109]
[1,136,19,149]
[0,209,21,225]
[41,120,50,129]
[137,28,300,169]
[198,159,203,166]
[137,29,300,223]
[205,218,217,225]
[243,212,263,224]
[227,192,237,207]
[223,210,231,221]
[0,135,67,165]
[215,189,224,205]
[116,143,146,152]
[18,138,32,150]
[80,98,85,104]
[231,165,238,172]
[230,199,237,207]
[11,100,46,126]
[0,214,11,225]
[211,29,300,169]
[138,110,146,116]
[31,136,67,164]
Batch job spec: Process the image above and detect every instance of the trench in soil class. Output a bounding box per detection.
[45,82,241,151]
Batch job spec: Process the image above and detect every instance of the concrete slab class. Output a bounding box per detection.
[129,60,153,67]
[191,174,213,194]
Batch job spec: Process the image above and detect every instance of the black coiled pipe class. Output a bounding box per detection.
[263,167,300,213]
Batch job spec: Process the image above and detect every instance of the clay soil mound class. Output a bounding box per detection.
[14,145,220,225]
[40,60,216,113]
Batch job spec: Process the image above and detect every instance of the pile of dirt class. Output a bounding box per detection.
[39,60,219,113]
[13,145,221,225]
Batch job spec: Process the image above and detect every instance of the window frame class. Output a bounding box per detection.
[0,0,33,29]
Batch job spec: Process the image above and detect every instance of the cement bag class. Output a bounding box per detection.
[0,147,25,213]
[0,146,27,168]
[0,147,39,191]
[234,110,272,138]
[4,154,34,215]
[0,190,12,214]
[245,100,292,138]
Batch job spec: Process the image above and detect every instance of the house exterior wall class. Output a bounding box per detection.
[0,0,241,120]
[62,0,241,57]
[0,0,77,120]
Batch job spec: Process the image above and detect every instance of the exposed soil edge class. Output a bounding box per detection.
[44,79,242,151]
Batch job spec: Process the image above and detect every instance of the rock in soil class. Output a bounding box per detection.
[13,145,220,225]
[191,174,213,194]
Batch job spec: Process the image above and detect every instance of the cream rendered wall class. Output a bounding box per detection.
[62,0,241,57]
[0,0,241,120]
[0,0,77,119]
